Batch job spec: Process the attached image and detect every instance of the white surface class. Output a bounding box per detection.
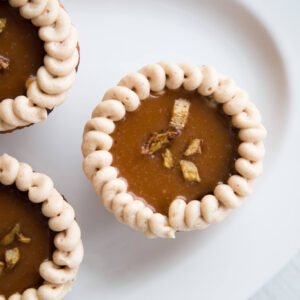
[1,0,300,299]
[252,251,300,300]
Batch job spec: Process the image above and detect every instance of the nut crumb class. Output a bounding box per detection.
[180,160,201,183]
[17,232,31,244]
[184,139,203,156]
[0,18,7,34]
[162,149,174,169]
[0,55,10,71]
[0,261,4,276]
[5,247,20,270]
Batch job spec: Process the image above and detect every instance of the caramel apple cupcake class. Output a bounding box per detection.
[0,0,79,133]
[0,154,83,299]
[82,62,266,238]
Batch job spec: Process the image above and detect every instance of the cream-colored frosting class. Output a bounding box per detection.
[0,0,79,132]
[82,62,267,239]
[0,154,83,300]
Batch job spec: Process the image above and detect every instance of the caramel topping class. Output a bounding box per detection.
[111,88,239,215]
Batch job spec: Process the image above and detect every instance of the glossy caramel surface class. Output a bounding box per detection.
[111,89,239,215]
[0,184,53,297]
[0,2,45,101]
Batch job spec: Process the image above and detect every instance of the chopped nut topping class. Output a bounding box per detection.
[0,223,31,247]
[5,247,20,270]
[169,98,191,131]
[0,224,31,275]
[17,232,31,244]
[142,130,179,155]
[162,149,174,169]
[0,18,7,34]
[184,139,203,156]
[0,19,9,70]
[0,55,10,71]
[0,223,21,246]
[180,160,201,183]
[0,261,4,276]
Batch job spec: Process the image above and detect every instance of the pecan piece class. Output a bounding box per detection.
[142,130,179,155]
[180,160,201,183]
[5,247,20,270]
[162,149,174,169]
[17,232,31,244]
[0,55,10,71]
[0,18,7,34]
[184,139,203,156]
[169,98,190,131]
[0,223,20,246]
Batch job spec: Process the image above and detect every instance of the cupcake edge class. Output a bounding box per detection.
[0,153,83,300]
[0,0,79,133]
[82,62,267,238]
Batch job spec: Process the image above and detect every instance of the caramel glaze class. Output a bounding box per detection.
[0,184,54,297]
[111,89,240,215]
[0,2,45,101]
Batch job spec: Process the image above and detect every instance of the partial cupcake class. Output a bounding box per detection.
[0,154,83,299]
[82,62,266,238]
[0,0,79,133]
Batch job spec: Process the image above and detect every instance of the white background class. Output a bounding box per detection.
[1,0,300,299]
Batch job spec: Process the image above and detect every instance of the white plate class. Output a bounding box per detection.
[1,0,298,299]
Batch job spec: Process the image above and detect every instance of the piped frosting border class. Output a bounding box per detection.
[82,62,266,239]
[0,154,83,299]
[0,0,79,132]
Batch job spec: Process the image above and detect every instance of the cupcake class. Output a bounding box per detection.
[0,154,83,299]
[82,62,266,238]
[0,0,79,133]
